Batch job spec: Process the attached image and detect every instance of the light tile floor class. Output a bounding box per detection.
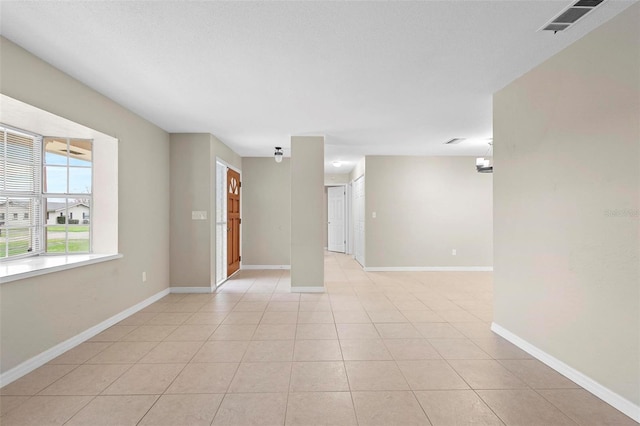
[1,251,637,425]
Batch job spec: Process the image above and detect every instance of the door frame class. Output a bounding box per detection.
[324,183,350,254]
[326,184,348,254]
[346,182,353,255]
[215,157,242,287]
[352,175,365,266]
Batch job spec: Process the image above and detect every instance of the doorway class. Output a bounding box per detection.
[327,186,346,253]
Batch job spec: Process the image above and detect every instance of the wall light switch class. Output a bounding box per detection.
[372,212,377,218]
[192,211,207,220]
[452,249,457,256]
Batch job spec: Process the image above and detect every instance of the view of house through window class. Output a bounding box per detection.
[0,125,93,259]
[43,137,92,254]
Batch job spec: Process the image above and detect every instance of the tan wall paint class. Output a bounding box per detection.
[493,3,640,406]
[170,134,211,286]
[170,133,241,287]
[291,136,324,289]
[241,157,291,266]
[324,173,350,185]
[0,37,171,372]
[350,158,365,182]
[211,134,241,172]
[365,156,493,268]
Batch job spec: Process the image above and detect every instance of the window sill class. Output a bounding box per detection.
[0,253,123,284]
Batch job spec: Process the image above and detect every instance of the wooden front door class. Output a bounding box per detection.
[227,168,241,276]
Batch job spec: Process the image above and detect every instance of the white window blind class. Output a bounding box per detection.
[0,125,42,259]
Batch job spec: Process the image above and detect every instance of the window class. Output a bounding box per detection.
[0,125,93,259]
[43,137,92,254]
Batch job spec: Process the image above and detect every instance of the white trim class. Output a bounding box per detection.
[1,253,123,284]
[291,286,325,293]
[241,265,291,270]
[0,287,170,388]
[363,266,493,272]
[169,286,214,294]
[216,157,241,175]
[491,322,640,423]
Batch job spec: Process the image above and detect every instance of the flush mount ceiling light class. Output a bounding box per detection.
[476,141,493,173]
[274,146,283,163]
[332,161,342,168]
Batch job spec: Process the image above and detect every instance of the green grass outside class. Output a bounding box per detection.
[46,226,90,232]
[46,239,90,253]
[0,241,30,257]
[0,239,89,257]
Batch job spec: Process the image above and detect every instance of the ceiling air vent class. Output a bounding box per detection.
[444,138,465,144]
[540,0,605,33]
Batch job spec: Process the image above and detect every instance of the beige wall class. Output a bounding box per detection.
[0,37,171,372]
[291,136,324,289]
[493,2,640,407]
[350,158,365,182]
[170,133,241,287]
[241,157,291,266]
[211,134,241,172]
[325,173,350,185]
[365,156,493,268]
[170,134,211,286]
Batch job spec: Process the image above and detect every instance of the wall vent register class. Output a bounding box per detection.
[541,0,605,33]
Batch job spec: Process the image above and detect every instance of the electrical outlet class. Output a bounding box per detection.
[451,249,457,256]
[142,271,147,282]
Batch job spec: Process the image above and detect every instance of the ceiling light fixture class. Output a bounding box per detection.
[274,147,283,163]
[332,161,342,168]
[476,141,493,173]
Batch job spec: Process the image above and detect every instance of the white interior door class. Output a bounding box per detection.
[327,186,346,253]
[353,176,365,265]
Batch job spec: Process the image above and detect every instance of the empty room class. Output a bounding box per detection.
[0,1,638,425]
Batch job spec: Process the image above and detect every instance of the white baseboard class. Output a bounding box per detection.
[491,322,640,423]
[364,266,493,272]
[0,288,170,388]
[170,286,214,293]
[291,286,326,293]
[241,265,291,270]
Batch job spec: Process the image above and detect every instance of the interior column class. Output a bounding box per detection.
[290,135,325,292]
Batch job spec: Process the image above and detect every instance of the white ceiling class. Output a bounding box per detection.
[0,0,636,172]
